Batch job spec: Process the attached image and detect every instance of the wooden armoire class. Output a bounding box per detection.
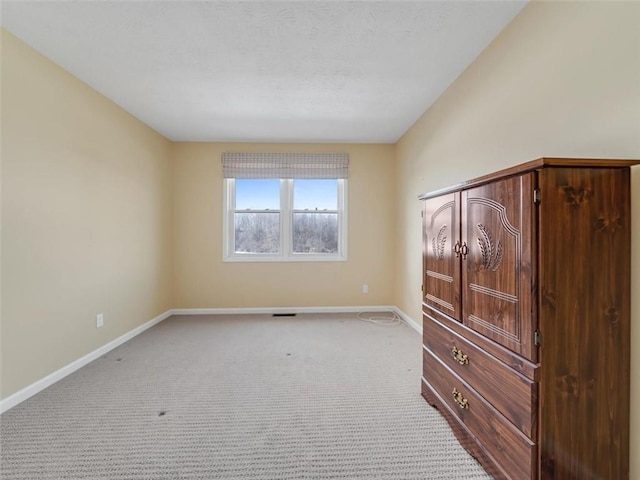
[419,158,638,479]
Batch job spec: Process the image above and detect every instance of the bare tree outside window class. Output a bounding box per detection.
[292,179,338,254]
[292,212,338,253]
[235,212,280,253]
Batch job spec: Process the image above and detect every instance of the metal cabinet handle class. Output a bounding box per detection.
[460,242,469,259]
[452,388,469,409]
[451,346,469,365]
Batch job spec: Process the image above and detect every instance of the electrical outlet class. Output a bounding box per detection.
[362,284,369,294]
[96,313,104,328]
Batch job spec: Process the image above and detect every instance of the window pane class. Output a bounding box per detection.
[293,213,338,254]
[293,179,337,210]
[235,212,280,253]
[236,179,280,210]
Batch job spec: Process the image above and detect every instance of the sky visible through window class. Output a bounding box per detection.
[236,179,279,210]
[236,179,337,210]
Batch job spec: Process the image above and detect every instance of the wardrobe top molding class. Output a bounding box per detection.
[418,157,640,200]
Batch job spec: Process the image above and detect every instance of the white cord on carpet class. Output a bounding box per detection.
[357,311,403,327]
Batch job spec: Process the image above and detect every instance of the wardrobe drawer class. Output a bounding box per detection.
[423,347,536,480]
[423,315,536,439]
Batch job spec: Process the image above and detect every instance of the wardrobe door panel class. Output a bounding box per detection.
[423,192,461,321]
[461,174,536,361]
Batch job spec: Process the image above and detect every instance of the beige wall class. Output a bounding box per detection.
[0,30,174,399]
[172,142,396,309]
[395,1,640,476]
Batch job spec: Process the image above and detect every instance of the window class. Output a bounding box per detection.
[234,179,281,254]
[292,179,339,254]
[222,153,348,262]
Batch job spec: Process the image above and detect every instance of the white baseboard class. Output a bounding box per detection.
[170,305,398,316]
[0,309,172,414]
[1,305,421,414]
[171,305,422,334]
[393,307,422,335]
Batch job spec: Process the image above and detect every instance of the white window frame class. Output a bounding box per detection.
[223,178,347,262]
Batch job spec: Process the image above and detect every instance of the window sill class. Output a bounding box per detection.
[223,254,347,263]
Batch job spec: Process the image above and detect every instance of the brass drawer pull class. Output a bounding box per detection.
[452,388,469,409]
[452,346,469,365]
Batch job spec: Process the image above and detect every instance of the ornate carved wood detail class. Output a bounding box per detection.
[476,223,503,271]
[468,284,518,303]
[429,201,455,229]
[426,270,453,283]
[425,294,454,312]
[467,314,520,343]
[431,225,447,260]
[467,197,520,236]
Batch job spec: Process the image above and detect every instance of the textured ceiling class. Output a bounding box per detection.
[1,1,526,143]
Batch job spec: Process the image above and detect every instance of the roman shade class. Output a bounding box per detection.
[222,152,349,179]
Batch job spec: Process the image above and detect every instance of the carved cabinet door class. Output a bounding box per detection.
[423,192,461,321]
[461,174,536,361]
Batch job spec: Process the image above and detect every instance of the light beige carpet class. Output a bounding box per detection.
[1,313,490,479]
